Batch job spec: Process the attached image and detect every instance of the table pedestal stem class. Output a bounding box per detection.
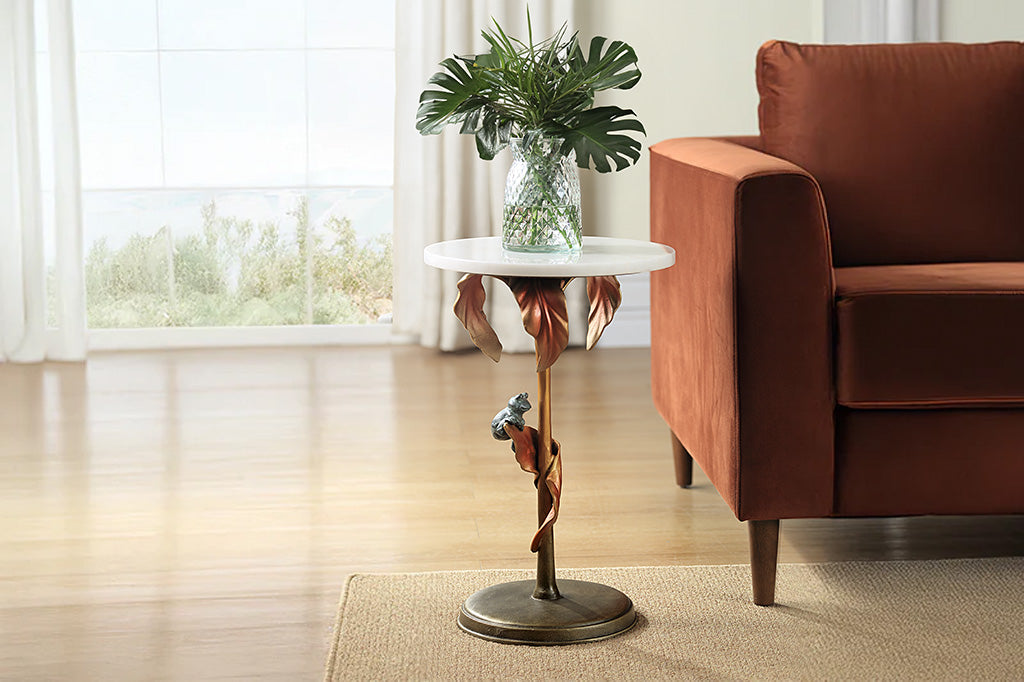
[533,367,560,600]
[456,359,636,645]
[455,280,636,645]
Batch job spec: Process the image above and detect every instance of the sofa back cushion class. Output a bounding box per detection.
[756,40,1024,267]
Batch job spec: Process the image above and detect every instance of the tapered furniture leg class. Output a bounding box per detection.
[748,519,780,606]
[670,432,692,488]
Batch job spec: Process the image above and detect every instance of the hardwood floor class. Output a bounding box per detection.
[1,345,1021,681]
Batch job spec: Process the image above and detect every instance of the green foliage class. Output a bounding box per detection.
[84,197,393,329]
[416,12,645,172]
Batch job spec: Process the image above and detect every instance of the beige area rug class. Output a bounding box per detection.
[324,558,1023,681]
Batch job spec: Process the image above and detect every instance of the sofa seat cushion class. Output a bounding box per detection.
[835,263,1024,407]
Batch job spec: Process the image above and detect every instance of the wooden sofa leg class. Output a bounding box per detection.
[670,432,692,488]
[748,519,780,606]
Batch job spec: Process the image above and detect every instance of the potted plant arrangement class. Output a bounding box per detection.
[416,14,645,253]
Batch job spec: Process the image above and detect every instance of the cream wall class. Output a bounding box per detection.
[572,0,823,239]
[940,0,1024,41]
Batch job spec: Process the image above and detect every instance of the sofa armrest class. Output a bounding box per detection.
[650,137,835,520]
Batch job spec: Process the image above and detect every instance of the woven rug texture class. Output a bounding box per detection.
[324,558,1023,681]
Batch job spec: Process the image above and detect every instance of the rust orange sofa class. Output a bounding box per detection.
[650,40,1024,605]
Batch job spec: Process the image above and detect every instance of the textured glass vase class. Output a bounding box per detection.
[502,135,582,253]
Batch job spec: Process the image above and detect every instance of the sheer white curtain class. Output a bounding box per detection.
[0,0,85,363]
[393,0,585,354]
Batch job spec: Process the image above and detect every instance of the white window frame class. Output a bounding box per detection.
[66,1,400,351]
[85,324,413,351]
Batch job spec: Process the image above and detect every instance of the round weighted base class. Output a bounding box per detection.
[457,579,637,645]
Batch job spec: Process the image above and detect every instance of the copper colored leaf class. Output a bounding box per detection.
[505,277,570,372]
[505,423,539,477]
[586,275,622,350]
[530,439,562,553]
[453,273,502,362]
[503,424,562,553]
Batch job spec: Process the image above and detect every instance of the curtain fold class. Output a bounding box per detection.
[0,0,86,363]
[393,0,585,355]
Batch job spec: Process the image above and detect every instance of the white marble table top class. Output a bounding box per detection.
[423,236,675,277]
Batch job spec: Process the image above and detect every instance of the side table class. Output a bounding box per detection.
[424,236,675,645]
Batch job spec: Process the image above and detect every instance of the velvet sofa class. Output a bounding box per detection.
[650,40,1024,605]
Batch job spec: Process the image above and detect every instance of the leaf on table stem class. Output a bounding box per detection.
[586,275,622,350]
[505,423,538,478]
[503,423,562,554]
[502,277,570,372]
[531,438,561,553]
[453,274,502,362]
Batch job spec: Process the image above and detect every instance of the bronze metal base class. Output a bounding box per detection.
[458,579,637,645]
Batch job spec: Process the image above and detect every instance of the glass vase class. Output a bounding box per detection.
[502,135,582,253]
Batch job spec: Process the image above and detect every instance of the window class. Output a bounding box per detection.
[49,0,395,335]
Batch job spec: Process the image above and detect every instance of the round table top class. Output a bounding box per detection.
[423,236,675,277]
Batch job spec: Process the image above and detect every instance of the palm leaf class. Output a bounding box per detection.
[564,106,646,173]
[416,57,487,135]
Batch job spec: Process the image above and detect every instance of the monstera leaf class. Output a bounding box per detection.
[472,107,514,160]
[569,36,642,92]
[565,106,646,173]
